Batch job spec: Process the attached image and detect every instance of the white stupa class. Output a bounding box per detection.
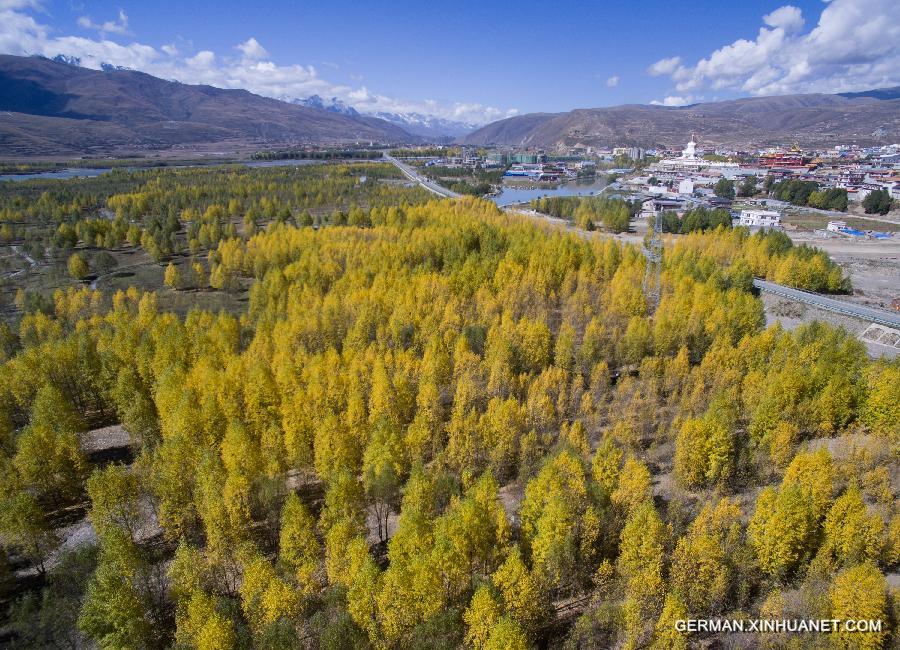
[654,134,737,172]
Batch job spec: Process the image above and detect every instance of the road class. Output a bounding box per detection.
[381,155,899,329]
[753,278,900,328]
[510,207,900,329]
[382,154,460,199]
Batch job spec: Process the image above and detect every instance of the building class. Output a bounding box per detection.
[510,153,544,165]
[651,135,738,173]
[739,209,781,229]
[759,150,804,168]
[677,179,694,195]
[613,146,644,160]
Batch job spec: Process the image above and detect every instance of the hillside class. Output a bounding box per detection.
[460,90,900,149]
[0,55,417,156]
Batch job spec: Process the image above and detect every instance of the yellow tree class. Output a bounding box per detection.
[520,450,600,592]
[239,550,300,636]
[14,385,87,504]
[164,262,181,290]
[86,464,141,541]
[67,253,89,280]
[464,584,500,650]
[175,590,236,650]
[820,485,884,568]
[492,546,546,637]
[829,562,888,650]
[652,594,689,650]
[610,456,652,516]
[278,493,321,597]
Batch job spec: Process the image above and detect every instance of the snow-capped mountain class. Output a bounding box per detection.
[369,111,479,139]
[283,95,478,140]
[287,95,359,116]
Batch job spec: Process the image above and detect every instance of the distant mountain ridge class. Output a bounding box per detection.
[368,112,478,139]
[0,54,417,156]
[460,89,900,149]
[285,95,478,139]
[287,95,360,117]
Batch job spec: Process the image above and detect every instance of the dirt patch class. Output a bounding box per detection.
[498,482,525,527]
[79,424,132,454]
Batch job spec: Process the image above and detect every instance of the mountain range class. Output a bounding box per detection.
[2,53,900,157]
[0,55,417,156]
[287,94,360,116]
[460,90,900,149]
[285,95,476,140]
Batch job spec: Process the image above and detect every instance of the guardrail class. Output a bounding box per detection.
[753,278,900,328]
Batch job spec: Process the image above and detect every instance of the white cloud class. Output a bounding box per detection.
[0,3,512,124]
[763,5,804,32]
[235,37,267,60]
[647,56,681,76]
[651,0,900,97]
[650,95,697,107]
[0,0,40,10]
[78,9,130,36]
[606,75,619,87]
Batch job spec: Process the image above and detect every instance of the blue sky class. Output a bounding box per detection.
[3,0,899,123]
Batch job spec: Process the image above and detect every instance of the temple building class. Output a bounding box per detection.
[652,135,738,173]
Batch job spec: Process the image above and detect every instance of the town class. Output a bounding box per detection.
[391,135,899,238]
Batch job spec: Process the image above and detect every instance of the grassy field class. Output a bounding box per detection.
[782,211,898,232]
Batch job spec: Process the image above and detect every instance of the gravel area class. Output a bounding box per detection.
[80,424,132,453]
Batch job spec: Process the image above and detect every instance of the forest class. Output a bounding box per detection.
[0,163,433,315]
[0,166,895,649]
[528,196,639,234]
[767,179,849,212]
[660,207,733,235]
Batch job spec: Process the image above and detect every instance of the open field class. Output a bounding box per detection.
[783,210,899,232]
[786,234,900,310]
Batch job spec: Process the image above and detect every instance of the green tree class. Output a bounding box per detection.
[86,464,141,541]
[862,188,893,215]
[79,528,164,649]
[14,385,87,503]
[714,178,735,200]
[737,175,757,197]
[0,492,57,575]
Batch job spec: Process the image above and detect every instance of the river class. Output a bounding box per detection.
[489,177,611,206]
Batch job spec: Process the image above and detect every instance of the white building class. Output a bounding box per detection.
[739,209,781,229]
[652,135,738,173]
[677,179,694,195]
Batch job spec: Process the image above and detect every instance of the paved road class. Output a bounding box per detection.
[753,278,900,328]
[382,154,460,199]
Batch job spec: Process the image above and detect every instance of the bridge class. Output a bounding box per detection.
[382,153,460,199]
[753,278,900,329]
